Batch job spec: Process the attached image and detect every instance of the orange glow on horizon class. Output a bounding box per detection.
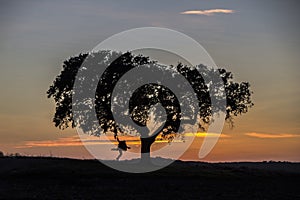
[10,131,300,162]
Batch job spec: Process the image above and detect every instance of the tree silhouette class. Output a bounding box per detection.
[47,51,253,161]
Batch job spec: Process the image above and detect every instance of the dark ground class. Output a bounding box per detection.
[0,157,300,200]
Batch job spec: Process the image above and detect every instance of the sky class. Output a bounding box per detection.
[0,0,299,162]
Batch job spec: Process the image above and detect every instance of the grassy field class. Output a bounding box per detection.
[0,156,299,199]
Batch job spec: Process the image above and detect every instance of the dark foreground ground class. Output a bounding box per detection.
[0,157,300,200]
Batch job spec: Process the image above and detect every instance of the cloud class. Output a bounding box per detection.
[185,132,230,138]
[15,134,172,148]
[180,9,235,16]
[245,132,300,139]
[16,132,230,149]
[16,136,86,148]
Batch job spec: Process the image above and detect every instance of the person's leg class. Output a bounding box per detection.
[116,149,123,161]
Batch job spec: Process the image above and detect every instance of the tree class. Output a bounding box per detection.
[47,51,253,161]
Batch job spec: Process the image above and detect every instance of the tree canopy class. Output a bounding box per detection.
[47,50,253,156]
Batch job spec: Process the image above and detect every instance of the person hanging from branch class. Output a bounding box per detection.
[111,136,131,161]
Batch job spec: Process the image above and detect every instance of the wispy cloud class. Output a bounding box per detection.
[245,132,300,139]
[16,132,230,149]
[16,135,171,148]
[180,9,235,16]
[185,132,231,138]
[16,136,87,148]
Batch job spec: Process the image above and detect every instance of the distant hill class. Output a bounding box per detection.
[0,156,300,199]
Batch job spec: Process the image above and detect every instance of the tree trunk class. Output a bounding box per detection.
[140,136,156,163]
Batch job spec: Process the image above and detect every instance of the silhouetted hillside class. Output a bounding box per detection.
[0,157,299,199]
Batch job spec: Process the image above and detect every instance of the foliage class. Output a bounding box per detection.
[47,50,253,145]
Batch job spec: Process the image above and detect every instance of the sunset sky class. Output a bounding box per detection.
[0,0,299,162]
